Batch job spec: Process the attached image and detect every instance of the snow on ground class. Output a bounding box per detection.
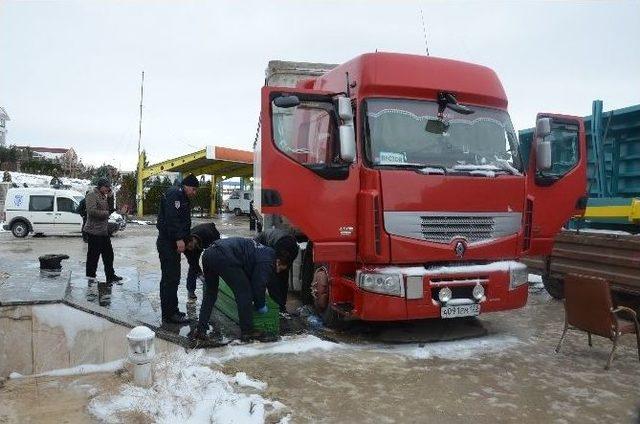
[528,274,542,284]
[7,171,92,193]
[369,334,521,360]
[213,335,342,363]
[88,350,288,424]
[10,359,124,379]
[32,304,112,349]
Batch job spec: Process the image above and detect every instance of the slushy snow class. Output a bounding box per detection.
[10,359,124,379]
[88,350,287,424]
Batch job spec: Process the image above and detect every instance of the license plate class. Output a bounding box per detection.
[441,303,480,318]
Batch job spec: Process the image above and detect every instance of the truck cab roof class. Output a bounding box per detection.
[313,52,508,109]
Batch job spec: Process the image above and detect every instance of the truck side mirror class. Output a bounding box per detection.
[536,117,551,137]
[536,139,552,171]
[535,117,552,171]
[337,97,355,163]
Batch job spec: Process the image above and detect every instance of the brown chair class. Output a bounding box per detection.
[555,273,640,370]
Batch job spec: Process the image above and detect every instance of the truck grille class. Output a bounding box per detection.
[383,211,522,245]
[421,215,495,243]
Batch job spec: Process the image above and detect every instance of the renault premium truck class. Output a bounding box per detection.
[254,53,587,325]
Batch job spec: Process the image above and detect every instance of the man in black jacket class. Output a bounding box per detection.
[184,222,220,302]
[254,229,299,314]
[192,237,294,342]
[156,174,199,324]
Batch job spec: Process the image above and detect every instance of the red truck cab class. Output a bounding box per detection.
[255,53,586,324]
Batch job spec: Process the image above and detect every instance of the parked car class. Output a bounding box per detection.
[226,190,253,216]
[1,187,125,238]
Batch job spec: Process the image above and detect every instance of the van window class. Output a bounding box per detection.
[29,195,54,212]
[57,197,76,213]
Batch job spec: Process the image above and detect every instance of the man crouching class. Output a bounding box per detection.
[192,237,293,343]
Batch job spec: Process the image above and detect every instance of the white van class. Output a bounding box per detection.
[226,190,253,216]
[1,187,125,238]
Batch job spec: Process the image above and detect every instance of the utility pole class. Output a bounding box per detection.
[137,71,145,157]
[136,71,145,217]
[420,8,430,56]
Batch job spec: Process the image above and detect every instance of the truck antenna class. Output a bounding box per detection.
[420,8,430,56]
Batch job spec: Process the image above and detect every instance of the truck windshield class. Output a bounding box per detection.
[365,98,523,175]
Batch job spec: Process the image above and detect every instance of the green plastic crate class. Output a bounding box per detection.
[215,278,280,335]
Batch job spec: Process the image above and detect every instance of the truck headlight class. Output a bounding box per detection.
[509,263,528,290]
[357,272,404,297]
[472,284,485,300]
[438,287,452,303]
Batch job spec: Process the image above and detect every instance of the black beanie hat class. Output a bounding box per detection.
[274,236,299,265]
[182,174,200,188]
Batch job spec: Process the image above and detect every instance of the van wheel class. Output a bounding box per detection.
[233,208,242,216]
[11,221,29,238]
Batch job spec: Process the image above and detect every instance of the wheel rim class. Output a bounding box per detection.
[312,267,329,312]
[14,224,26,236]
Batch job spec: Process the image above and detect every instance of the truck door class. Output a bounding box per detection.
[525,114,587,255]
[258,87,359,255]
[55,196,83,234]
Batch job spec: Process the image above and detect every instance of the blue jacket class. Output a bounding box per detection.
[156,186,191,242]
[211,237,275,309]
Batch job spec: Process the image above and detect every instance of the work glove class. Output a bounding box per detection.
[256,305,268,314]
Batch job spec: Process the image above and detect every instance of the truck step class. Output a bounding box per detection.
[214,278,280,335]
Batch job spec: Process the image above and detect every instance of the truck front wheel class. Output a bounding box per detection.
[11,220,29,238]
[312,266,343,328]
[543,276,565,300]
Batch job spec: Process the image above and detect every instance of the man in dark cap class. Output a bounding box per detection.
[85,177,122,283]
[254,229,299,315]
[183,222,220,302]
[156,173,199,324]
[191,237,294,343]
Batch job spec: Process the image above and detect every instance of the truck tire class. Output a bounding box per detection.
[234,208,242,217]
[312,266,344,329]
[543,276,565,300]
[11,220,29,238]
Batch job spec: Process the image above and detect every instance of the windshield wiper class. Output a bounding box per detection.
[416,165,448,175]
[494,159,522,176]
[377,162,448,175]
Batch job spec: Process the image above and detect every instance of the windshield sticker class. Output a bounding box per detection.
[378,151,407,164]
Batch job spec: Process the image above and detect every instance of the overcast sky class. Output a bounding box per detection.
[1,0,638,170]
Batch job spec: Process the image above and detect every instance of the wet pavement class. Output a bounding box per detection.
[0,214,257,344]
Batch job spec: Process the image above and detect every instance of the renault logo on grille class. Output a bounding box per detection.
[454,241,466,258]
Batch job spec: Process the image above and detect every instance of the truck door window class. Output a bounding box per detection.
[272,100,338,166]
[544,121,579,177]
[29,195,54,212]
[57,197,76,213]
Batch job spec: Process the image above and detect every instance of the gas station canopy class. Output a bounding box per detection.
[136,145,253,217]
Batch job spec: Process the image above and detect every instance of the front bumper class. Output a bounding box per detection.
[338,261,529,321]
[2,224,9,231]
